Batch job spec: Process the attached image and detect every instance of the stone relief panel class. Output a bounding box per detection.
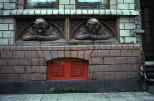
[22,18,62,41]
[16,17,64,41]
[70,17,117,42]
[16,16,117,44]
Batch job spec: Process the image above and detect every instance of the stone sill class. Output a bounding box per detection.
[0,44,142,51]
[14,39,118,46]
[0,9,139,16]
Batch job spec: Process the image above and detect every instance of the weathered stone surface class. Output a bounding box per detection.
[110,50,121,56]
[0,44,142,80]
[90,50,110,57]
[57,51,64,58]
[0,66,25,73]
[0,74,20,79]
[121,50,132,56]
[20,73,46,80]
[104,56,140,64]
[77,51,85,59]
[0,93,154,101]
[31,58,46,66]
[89,57,103,64]
[64,50,71,57]
[104,57,116,64]
[89,64,139,72]
[84,50,92,60]
[0,59,8,65]
[71,51,78,58]
[89,71,128,80]
[25,66,47,73]
[15,51,25,58]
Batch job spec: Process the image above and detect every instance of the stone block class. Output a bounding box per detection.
[24,51,33,58]
[84,50,92,60]
[15,51,25,58]
[89,57,103,64]
[0,74,20,80]
[0,18,15,23]
[31,73,46,80]
[77,51,85,59]
[31,58,46,66]
[0,59,8,65]
[57,51,64,58]
[0,48,15,58]
[131,50,141,56]
[25,66,47,73]
[104,57,116,64]
[127,72,139,79]
[127,57,139,64]
[31,51,41,58]
[48,51,58,60]
[115,64,139,72]
[20,73,46,80]
[120,30,130,36]
[129,4,135,10]
[90,64,139,73]
[64,50,71,58]
[115,57,128,64]
[114,72,128,80]
[8,24,14,30]
[90,50,110,57]
[0,24,9,30]
[89,65,109,72]
[120,37,125,43]
[121,50,132,56]
[89,71,129,80]
[0,3,3,9]
[0,66,25,73]
[124,23,135,29]
[4,3,16,9]
[118,4,129,10]
[110,50,121,56]
[17,58,32,66]
[0,39,9,45]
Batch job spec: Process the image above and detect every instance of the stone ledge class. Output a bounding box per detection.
[0,9,139,16]
[0,44,142,51]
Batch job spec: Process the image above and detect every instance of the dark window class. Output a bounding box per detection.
[22,0,59,8]
[76,0,109,9]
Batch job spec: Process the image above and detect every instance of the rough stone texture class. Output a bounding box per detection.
[0,0,16,10]
[0,18,15,45]
[0,44,143,80]
[0,92,154,100]
[118,17,138,43]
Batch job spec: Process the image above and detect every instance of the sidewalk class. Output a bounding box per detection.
[0,92,154,101]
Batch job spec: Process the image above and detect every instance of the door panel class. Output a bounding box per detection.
[48,58,88,80]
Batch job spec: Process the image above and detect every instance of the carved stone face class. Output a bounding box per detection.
[32,18,49,35]
[86,18,101,33]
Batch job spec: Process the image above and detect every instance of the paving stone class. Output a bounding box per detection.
[40,94,59,101]
[0,92,153,101]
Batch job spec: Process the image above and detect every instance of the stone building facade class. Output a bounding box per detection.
[0,0,143,81]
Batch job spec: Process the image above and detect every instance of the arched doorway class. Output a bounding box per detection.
[47,58,88,80]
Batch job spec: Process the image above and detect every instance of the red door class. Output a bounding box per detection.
[48,58,88,80]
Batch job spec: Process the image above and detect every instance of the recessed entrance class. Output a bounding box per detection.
[47,58,88,80]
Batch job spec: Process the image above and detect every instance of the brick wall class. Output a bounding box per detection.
[0,0,17,10]
[0,44,143,80]
[0,18,15,45]
[117,0,135,10]
[119,17,137,43]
